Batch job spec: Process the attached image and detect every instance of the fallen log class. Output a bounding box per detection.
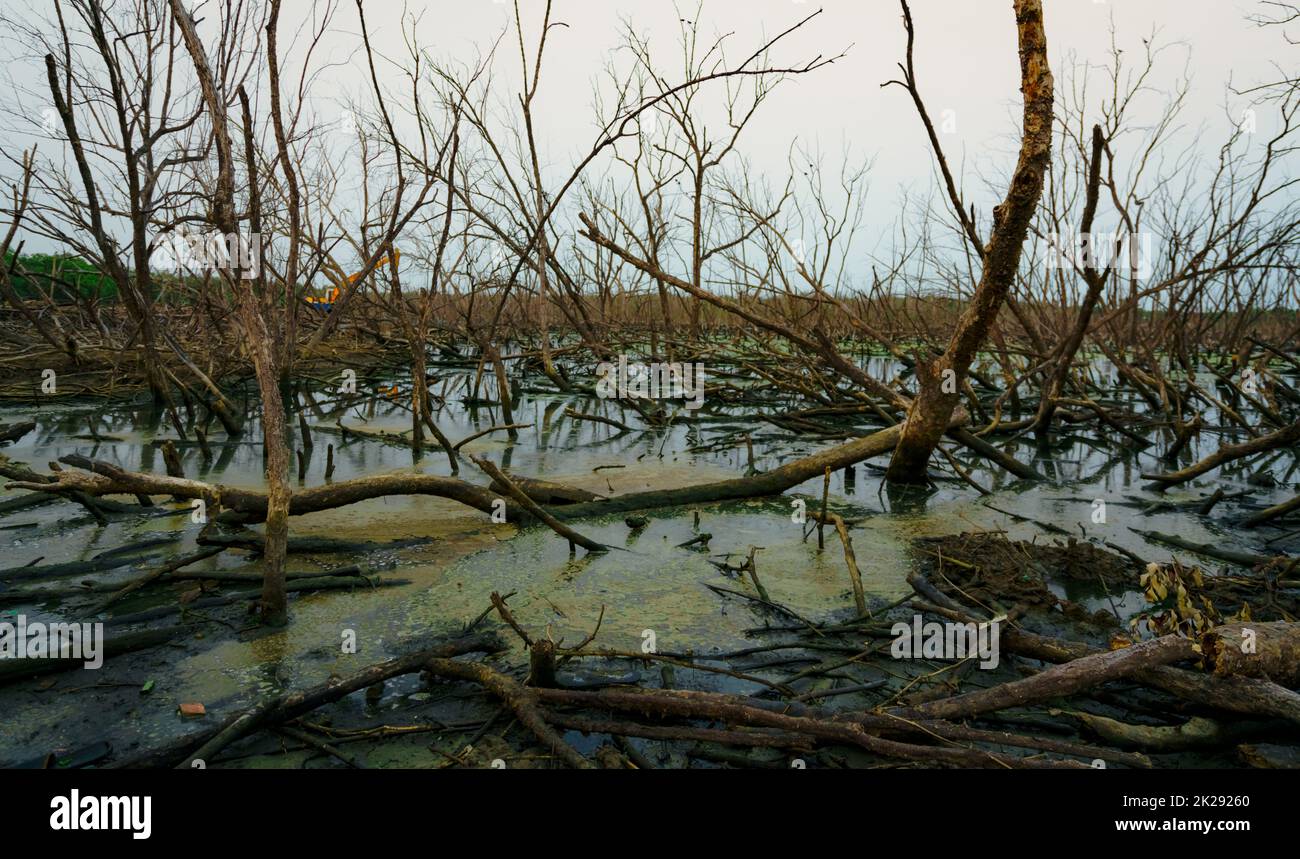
[1062,710,1267,751]
[171,564,363,584]
[1129,528,1278,568]
[548,417,964,520]
[1242,492,1300,529]
[471,455,607,553]
[531,684,1083,768]
[0,420,35,445]
[1238,743,1300,768]
[13,418,955,532]
[999,623,1300,727]
[1202,622,1300,686]
[313,422,409,447]
[900,635,1199,722]
[198,530,432,554]
[1142,419,1300,487]
[5,570,400,609]
[0,552,162,583]
[488,473,605,505]
[0,493,59,516]
[424,656,594,769]
[109,632,504,768]
[919,585,1300,726]
[0,625,186,684]
[85,546,226,614]
[7,454,503,521]
[947,427,1045,481]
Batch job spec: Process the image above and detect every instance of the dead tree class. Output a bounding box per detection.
[883,0,1054,483]
[168,0,293,625]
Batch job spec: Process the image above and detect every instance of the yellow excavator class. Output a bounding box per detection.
[303,249,401,311]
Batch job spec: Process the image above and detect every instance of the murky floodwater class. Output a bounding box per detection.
[1,355,1295,764]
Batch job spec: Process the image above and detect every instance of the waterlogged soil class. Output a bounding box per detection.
[0,360,1296,768]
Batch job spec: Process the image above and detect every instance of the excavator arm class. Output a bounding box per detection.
[303,248,401,309]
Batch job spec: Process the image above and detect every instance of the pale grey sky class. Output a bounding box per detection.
[324,0,1284,188]
[320,0,1294,278]
[2,0,1294,279]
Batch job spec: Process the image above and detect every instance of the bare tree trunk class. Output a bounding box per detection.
[486,342,518,440]
[1033,124,1106,432]
[42,52,170,403]
[237,88,290,627]
[885,0,1054,483]
[169,0,290,625]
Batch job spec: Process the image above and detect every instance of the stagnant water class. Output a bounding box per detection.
[0,356,1294,765]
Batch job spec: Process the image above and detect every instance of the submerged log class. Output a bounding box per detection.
[86,546,226,613]
[1129,528,1277,568]
[0,552,160,583]
[488,474,605,505]
[106,632,504,769]
[0,420,35,445]
[1143,419,1300,488]
[197,530,431,554]
[1242,492,1300,529]
[0,625,186,684]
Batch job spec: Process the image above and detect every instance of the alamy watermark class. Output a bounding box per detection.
[50,790,151,840]
[150,227,262,280]
[595,355,706,409]
[0,614,103,669]
[890,613,1001,669]
[1043,230,1153,280]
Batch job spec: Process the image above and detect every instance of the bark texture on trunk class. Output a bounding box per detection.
[169,0,291,625]
[886,0,1054,483]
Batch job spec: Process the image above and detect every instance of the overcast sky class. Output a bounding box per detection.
[319,0,1294,275]
[334,0,1287,186]
[2,0,1294,273]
